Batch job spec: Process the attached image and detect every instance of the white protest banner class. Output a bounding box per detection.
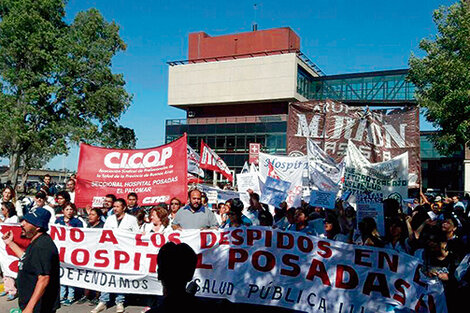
[237,172,261,207]
[343,140,409,204]
[309,190,337,209]
[307,138,344,192]
[259,153,306,208]
[0,224,433,312]
[199,185,242,205]
[259,176,291,207]
[356,193,386,236]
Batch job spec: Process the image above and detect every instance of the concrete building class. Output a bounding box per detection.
[166,27,468,195]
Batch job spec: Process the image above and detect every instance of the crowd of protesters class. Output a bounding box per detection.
[1,174,470,313]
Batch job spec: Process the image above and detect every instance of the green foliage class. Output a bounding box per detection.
[408,0,470,155]
[0,0,135,182]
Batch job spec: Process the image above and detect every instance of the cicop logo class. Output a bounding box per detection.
[104,147,172,169]
[143,195,170,204]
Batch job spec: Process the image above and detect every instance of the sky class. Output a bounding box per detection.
[2,0,457,171]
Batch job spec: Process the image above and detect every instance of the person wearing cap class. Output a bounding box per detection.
[2,207,60,313]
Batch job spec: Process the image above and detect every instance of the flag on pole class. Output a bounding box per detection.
[200,140,233,181]
[187,144,204,177]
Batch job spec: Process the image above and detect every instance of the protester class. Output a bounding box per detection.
[101,194,116,220]
[287,207,318,235]
[2,186,16,203]
[92,199,139,313]
[273,207,295,230]
[220,198,252,228]
[54,190,71,216]
[172,189,218,230]
[320,213,348,242]
[66,179,76,203]
[147,242,212,313]
[168,197,182,226]
[32,191,56,225]
[87,208,105,229]
[142,206,170,234]
[55,203,83,305]
[214,202,227,226]
[356,217,385,248]
[0,202,19,301]
[38,174,58,197]
[384,216,410,253]
[2,207,60,313]
[127,192,141,216]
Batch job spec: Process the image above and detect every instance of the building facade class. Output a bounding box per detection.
[166,27,468,194]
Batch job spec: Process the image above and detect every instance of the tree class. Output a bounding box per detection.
[408,0,470,155]
[0,0,136,186]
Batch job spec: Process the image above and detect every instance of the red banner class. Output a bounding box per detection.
[199,140,233,181]
[75,135,188,208]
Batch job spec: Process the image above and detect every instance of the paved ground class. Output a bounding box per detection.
[0,296,149,313]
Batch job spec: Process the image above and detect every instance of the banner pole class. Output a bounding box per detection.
[213,171,217,187]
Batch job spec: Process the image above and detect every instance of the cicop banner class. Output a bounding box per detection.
[0,224,435,313]
[287,100,421,187]
[75,134,188,207]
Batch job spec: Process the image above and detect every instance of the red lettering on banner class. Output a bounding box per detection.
[197,253,213,269]
[363,272,390,298]
[151,233,165,248]
[200,231,217,249]
[317,240,332,258]
[219,231,230,245]
[378,251,398,273]
[59,247,66,262]
[252,251,275,272]
[135,234,149,247]
[228,248,248,269]
[264,230,272,248]
[355,249,373,267]
[134,253,141,271]
[231,229,244,245]
[94,250,109,267]
[99,230,118,244]
[280,254,300,277]
[50,226,66,241]
[114,251,130,270]
[393,279,410,305]
[71,249,90,266]
[298,236,313,253]
[335,265,359,289]
[306,259,331,286]
[413,265,427,287]
[276,232,294,249]
[168,232,181,244]
[70,228,85,243]
[247,229,262,246]
[146,254,158,273]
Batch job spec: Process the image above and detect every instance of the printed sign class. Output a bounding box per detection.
[249,143,261,164]
[309,190,337,209]
[287,100,421,186]
[75,135,188,207]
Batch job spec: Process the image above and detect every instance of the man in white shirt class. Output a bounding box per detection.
[91,199,138,313]
[66,179,76,203]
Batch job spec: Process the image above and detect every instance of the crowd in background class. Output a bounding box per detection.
[1,174,470,313]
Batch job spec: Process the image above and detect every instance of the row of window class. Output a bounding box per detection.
[166,133,286,154]
[166,121,287,137]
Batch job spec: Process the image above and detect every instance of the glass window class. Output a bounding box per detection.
[207,136,215,148]
[236,136,245,152]
[226,136,235,151]
[216,136,226,150]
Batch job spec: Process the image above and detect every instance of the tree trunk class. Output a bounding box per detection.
[8,149,21,188]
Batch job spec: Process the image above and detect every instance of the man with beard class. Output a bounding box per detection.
[171,189,218,230]
[2,207,60,313]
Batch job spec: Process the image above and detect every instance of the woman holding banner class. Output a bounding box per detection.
[142,206,170,234]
